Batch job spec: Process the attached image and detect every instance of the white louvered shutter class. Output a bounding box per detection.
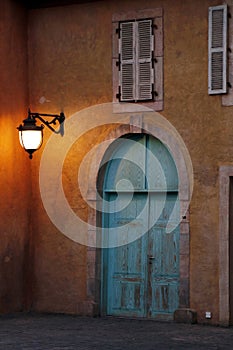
[119,19,153,101]
[208,5,227,95]
[137,19,154,100]
[120,22,135,101]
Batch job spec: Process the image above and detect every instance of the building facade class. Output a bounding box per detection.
[1,0,233,325]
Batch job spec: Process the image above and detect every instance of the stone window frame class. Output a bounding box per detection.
[112,8,164,113]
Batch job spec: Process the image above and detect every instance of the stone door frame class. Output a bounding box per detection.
[84,113,192,316]
[219,166,233,326]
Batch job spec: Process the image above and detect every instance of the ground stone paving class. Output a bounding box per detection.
[0,313,233,349]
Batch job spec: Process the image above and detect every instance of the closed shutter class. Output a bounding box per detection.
[120,22,135,101]
[119,19,154,101]
[137,20,154,100]
[208,5,227,95]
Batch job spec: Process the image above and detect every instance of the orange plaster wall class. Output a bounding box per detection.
[26,1,115,314]
[0,0,30,312]
[26,0,233,323]
[162,0,233,324]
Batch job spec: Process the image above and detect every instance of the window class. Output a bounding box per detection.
[208,5,227,95]
[117,19,154,102]
[112,8,163,112]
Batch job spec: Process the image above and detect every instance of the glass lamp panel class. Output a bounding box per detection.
[19,129,43,150]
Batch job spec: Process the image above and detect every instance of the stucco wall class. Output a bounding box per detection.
[23,0,233,323]
[0,0,30,312]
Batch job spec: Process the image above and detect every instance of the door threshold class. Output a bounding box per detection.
[102,315,174,323]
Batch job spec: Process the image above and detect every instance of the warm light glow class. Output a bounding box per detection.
[19,129,43,151]
[17,109,65,159]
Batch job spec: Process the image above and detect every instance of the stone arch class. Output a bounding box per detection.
[85,112,193,316]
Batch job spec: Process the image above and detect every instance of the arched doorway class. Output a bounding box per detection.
[100,133,180,320]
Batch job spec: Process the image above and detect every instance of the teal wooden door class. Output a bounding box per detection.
[148,192,180,318]
[101,134,180,319]
[105,192,148,317]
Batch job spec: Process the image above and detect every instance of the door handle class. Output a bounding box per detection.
[148,256,155,260]
[148,256,155,265]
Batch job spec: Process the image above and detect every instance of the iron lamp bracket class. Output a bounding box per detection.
[28,109,65,134]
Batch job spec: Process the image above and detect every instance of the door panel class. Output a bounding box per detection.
[148,193,180,318]
[106,193,148,317]
[105,136,147,191]
[146,136,179,191]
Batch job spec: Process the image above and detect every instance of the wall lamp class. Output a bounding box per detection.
[17,109,65,159]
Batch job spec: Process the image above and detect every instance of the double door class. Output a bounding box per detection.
[102,191,180,319]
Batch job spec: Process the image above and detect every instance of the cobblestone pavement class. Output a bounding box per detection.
[0,313,233,349]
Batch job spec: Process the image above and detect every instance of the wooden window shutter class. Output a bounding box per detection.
[119,19,153,101]
[120,22,135,101]
[137,20,154,100]
[208,5,227,95]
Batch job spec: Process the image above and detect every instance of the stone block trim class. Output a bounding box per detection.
[219,166,233,326]
[174,308,197,324]
[76,301,99,317]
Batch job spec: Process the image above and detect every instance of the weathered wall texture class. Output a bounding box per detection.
[27,0,225,323]
[0,0,30,312]
[163,0,229,324]
[1,0,232,324]
[27,0,116,315]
